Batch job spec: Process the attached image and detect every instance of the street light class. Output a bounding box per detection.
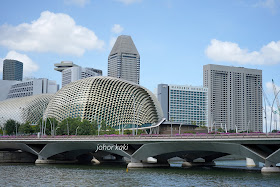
[75,126,80,136]
[66,118,70,135]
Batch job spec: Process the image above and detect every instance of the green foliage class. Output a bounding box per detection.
[18,121,34,134]
[272,129,278,133]
[4,119,20,135]
[56,117,98,135]
[124,130,132,135]
[184,131,196,134]
[199,125,207,129]
[228,129,235,133]
[191,121,197,126]
[217,128,225,133]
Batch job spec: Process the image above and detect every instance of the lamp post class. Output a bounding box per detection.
[55,126,60,135]
[66,118,70,135]
[75,126,80,136]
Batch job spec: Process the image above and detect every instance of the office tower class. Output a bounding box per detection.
[108,35,140,84]
[157,84,208,126]
[54,61,77,72]
[3,59,23,81]
[62,66,102,87]
[6,78,59,99]
[203,64,262,132]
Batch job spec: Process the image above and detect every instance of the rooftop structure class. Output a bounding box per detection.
[108,35,140,84]
[44,76,163,128]
[54,61,77,72]
[0,94,54,125]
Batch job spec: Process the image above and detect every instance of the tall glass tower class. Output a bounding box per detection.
[3,59,23,81]
[108,35,140,84]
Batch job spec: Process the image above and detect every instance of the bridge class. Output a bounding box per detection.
[1,133,280,173]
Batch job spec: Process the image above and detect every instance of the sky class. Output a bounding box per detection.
[0,0,280,102]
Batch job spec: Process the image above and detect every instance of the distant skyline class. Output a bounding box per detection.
[0,0,280,102]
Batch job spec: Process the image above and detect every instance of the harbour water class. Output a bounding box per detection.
[1,161,280,186]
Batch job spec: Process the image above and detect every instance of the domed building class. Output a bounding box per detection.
[0,94,54,125]
[44,76,163,129]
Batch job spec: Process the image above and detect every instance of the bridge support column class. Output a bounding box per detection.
[246,158,257,167]
[127,157,169,168]
[261,161,280,173]
[35,155,77,164]
[182,161,215,167]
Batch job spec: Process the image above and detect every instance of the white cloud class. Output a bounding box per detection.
[115,0,142,5]
[64,0,90,7]
[111,24,124,34]
[254,0,279,13]
[110,37,117,48]
[205,39,280,65]
[0,11,104,56]
[266,81,280,94]
[0,51,39,76]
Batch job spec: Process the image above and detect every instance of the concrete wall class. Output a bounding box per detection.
[0,151,37,163]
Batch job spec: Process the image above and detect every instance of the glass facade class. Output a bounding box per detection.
[168,85,208,126]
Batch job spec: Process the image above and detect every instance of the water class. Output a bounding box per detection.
[0,163,280,186]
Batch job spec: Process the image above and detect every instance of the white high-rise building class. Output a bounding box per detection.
[108,35,140,84]
[62,66,102,87]
[203,64,262,132]
[6,78,59,99]
[157,84,208,126]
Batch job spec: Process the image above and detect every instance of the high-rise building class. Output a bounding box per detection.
[157,84,208,126]
[3,59,23,81]
[6,78,59,99]
[108,35,140,84]
[62,66,102,87]
[203,64,262,132]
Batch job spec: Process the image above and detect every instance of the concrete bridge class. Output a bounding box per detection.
[1,133,280,173]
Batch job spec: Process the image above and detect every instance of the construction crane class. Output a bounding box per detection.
[262,86,271,133]
[272,79,280,131]
[272,79,280,112]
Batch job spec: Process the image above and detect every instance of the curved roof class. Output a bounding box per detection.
[0,94,54,125]
[44,76,163,128]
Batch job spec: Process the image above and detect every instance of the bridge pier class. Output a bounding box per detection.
[246,158,257,167]
[261,161,280,173]
[127,157,169,168]
[182,161,215,167]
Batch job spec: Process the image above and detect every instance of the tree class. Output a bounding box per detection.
[18,121,34,135]
[191,121,197,126]
[4,119,20,135]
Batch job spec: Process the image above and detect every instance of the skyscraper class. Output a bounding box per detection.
[108,35,140,84]
[157,84,208,126]
[203,64,262,132]
[3,59,23,81]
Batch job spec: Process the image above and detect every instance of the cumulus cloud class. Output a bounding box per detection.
[0,11,104,56]
[115,0,142,5]
[0,51,39,75]
[111,24,124,34]
[205,39,280,65]
[64,0,90,7]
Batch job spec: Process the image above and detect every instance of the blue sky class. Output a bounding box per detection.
[0,0,280,101]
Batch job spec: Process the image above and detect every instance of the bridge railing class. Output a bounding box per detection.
[1,132,280,140]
